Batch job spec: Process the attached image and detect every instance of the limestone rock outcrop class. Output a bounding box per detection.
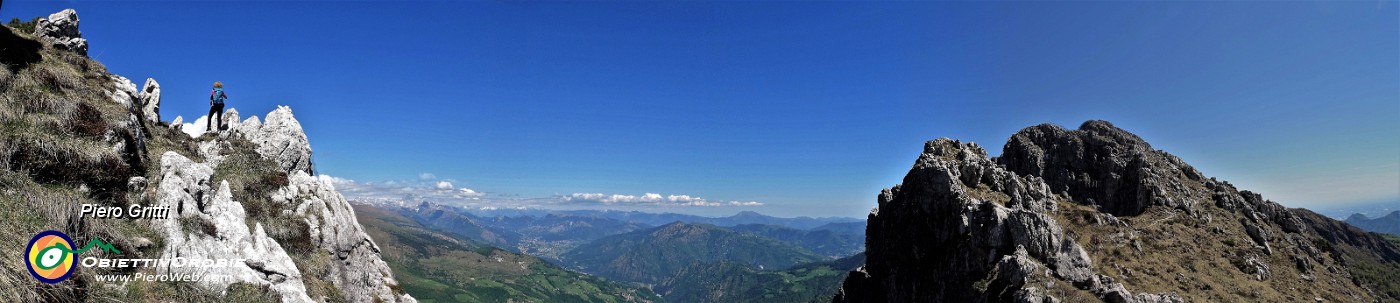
[106,75,139,108]
[138,78,161,124]
[151,105,413,302]
[34,9,87,55]
[152,152,313,302]
[223,108,241,131]
[98,74,149,186]
[236,115,262,136]
[234,106,314,174]
[274,171,412,302]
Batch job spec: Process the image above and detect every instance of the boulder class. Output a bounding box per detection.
[994,246,1040,290]
[127,176,147,195]
[34,9,88,55]
[1101,283,1133,303]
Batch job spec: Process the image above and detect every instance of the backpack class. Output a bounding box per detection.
[211,88,226,105]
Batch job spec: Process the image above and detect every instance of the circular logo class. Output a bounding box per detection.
[25,230,76,284]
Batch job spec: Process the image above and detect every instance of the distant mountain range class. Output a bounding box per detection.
[469,209,863,230]
[562,222,828,285]
[1347,211,1400,236]
[399,202,866,262]
[355,201,868,302]
[408,203,523,249]
[354,204,660,303]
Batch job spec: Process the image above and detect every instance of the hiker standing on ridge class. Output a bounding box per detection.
[207,81,228,132]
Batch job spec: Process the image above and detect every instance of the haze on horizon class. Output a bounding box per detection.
[4,1,1395,218]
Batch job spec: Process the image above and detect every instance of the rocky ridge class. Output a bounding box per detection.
[144,104,413,302]
[836,121,1400,303]
[2,9,413,302]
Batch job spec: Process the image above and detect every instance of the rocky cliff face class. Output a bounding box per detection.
[836,121,1400,303]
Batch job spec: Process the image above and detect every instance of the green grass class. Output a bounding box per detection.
[1340,243,1400,301]
[6,17,41,34]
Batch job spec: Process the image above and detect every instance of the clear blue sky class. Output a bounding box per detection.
[5,1,1396,218]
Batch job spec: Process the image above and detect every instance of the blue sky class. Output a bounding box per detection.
[4,1,1396,218]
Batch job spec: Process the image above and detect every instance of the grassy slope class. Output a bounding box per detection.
[0,22,220,301]
[354,204,661,303]
[1053,195,1396,302]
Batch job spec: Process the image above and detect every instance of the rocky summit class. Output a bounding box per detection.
[835,121,1400,303]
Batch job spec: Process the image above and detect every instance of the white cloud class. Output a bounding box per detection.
[178,115,210,138]
[561,192,763,207]
[419,173,437,180]
[458,188,486,198]
[331,176,489,205]
[321,175,355,186]
[325,175,761,212]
